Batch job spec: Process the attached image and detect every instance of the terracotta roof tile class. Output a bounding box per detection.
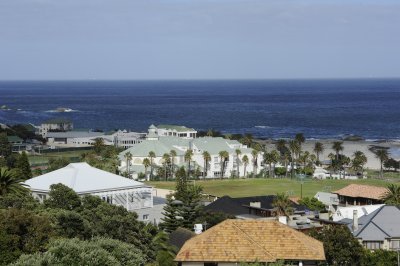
[333,184,388,200]
[175,220,325,263]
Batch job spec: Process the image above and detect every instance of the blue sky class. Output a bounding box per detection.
[0,0,399,80]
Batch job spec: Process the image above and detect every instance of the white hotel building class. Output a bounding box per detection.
[119,126,263,179]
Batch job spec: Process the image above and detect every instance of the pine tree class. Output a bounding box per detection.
[15,151,32,179]
[175,167,187,200]
[159,194,183,233]
[180,185,203,230]
[0,133,12,158]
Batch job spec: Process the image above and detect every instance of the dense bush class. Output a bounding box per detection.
[11,237,146,266]
[0,208,53,265]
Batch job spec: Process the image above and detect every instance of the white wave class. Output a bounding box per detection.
[254,125,271,129]
[45,108,79,113]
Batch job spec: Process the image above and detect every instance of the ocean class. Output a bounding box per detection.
[0,79,400,140]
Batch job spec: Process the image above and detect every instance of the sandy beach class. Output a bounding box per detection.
[258,139,400,170]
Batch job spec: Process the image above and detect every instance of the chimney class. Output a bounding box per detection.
[194,224,203,234]
[352,210,358,231]
[250,201,261,208]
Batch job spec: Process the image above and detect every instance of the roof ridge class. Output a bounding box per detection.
[370,221,391,237]
[277,221,322,256]
[230,220,275,261]
[355,205,385,237]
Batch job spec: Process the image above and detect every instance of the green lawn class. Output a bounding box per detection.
[28,150,88,166]
[147,178,398,198]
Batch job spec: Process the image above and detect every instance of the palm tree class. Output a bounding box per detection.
[352,151,367,176]
[124,151,132,177]
[341,155,351,179]
[272,193,294,217]
[381,184,400,205]
[0,168,29,196]
[202,151,211,179]
[288,140,300,179]
[162,153,171,181]
[282,151,291,178]
[332,141,344,161]
[218,150,229,179]
[313,142,324,164]
[264,150,280,178]
[295,133,305,147]
[170,150,177,178]
[375,149,389,179]
[251,149,259,176]
[275,139,287,155]
[148,151,156,180]
[142,158,150,181]
[235,149,242,178]
[184,149,193,177]
[242,155,249,178]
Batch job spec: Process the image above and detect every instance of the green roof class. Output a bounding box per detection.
[119,136,189,159]
[7,135,23,143]
[42,118,72,124]
[157,124,195,132]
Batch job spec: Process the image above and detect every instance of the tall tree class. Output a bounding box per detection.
[142,158,150,181]
[93,137,105,155]
[184,149,193,178]
[381,184,400,205]
[44,183,81,211]
[124,151,132,178]
[218,150,229,179]
[169,149,177,178]
[162,153,171,181]
[251,149,259,176]
[175,167,187,200]
[288,140,300,179]
[242,155,249,178]
[235,149,242,178]
[160,194,183,233]
[15,151,32,179]
[313,141,324,164]
[375,149,389,179]
[295,133,305,147]
[0,167,29,196]
[309,225,366,266]
[352,151,367,175]
[148,151,156,180]
[332,141,344,161]
[202,151,211,179]
[264,151,279,178]
[275,139,287,155]
[272,193,294,217]
[0,132,12,158]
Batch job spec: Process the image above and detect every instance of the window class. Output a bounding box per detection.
[390,240,400,250]
[204,263,218,266]
[142,214,149,221]
[364,241,382,250]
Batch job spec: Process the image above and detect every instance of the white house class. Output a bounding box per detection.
[39,118,73,137]
[25,163,153,215]
[119,128,263,179]
[151,124,197,139]
[45,130,145,148]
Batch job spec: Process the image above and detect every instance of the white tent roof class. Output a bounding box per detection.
[25,162,150,194]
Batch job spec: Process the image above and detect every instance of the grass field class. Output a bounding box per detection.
[28,150,88,166]
[147,178,398,198]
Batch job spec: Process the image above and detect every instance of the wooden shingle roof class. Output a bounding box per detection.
[333,184,388,200]
[175,220,325,263]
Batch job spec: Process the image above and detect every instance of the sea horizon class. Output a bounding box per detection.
[1,78,400,140]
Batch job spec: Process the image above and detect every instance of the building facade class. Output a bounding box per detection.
[25,163,153,214]
[39,118,73,137]
[119,132,263,180]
